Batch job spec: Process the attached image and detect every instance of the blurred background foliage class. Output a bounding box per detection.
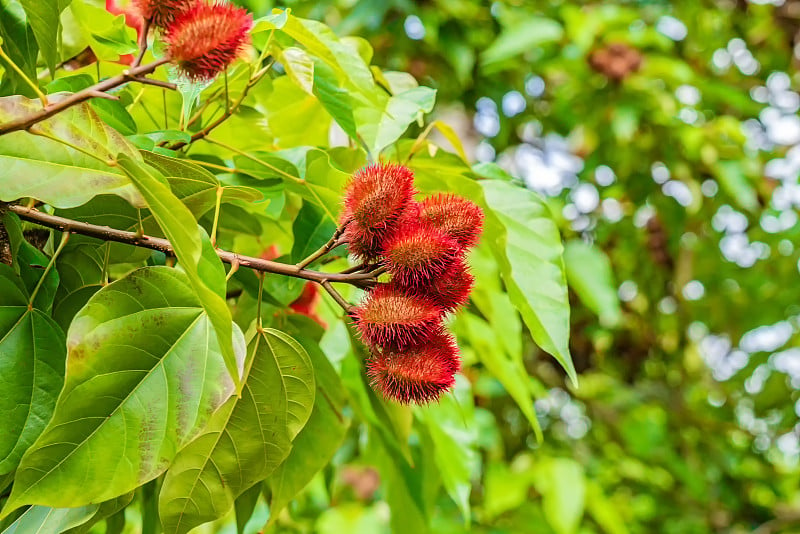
[223,1,800,533]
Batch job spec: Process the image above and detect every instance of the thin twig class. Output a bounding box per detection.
[8,205,381,288]
[28,231,70,308]
[163,59,275,150]
[132,19,152,68]
[320,280,353,313]
[0,58,171,136]
[295,221,349,270]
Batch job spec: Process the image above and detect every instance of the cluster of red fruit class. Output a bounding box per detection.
[132,0,252,80]
[340,163,484,404]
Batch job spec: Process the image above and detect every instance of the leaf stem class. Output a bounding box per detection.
[28,230,70,309]
[0,46,48,108]
[256,272,265,332]
[210,187,224,247]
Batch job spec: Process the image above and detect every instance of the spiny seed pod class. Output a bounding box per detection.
[381,222,459,287]
[164,1,252,81]
[352,284,443,349]
[397,257,474,313]
[132,0,195,29]
[419,193,484,250]
[366,333,460,404]
[341,163,415,260]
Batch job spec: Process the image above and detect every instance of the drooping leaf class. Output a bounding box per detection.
[158,328,311,534]
[0,96,144,208]
[267,336,348,521]
[291,202,338,265]
[18,0,69,75]
[2,267,245,512]
[117,154,241,388]
[480,180,576,384]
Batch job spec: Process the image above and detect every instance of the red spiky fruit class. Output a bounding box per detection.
[366,332,460,404]
[132,0,195,29]
[381,222,460,287]
[419,193,484,250]
[341,163,416,260]
[396,257,474,312]
[352,284,444,349]
[164,2,253,81]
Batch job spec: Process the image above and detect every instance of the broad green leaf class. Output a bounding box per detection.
[313,60,359,142]
[535,458,586,534]
[291,202,338,265]
[2,267,245,511]
[481,181,576,384]
[0,96,144,208]
[68,0,137,61]
[357,86,436,155]
[18,0,68,75]
[564,240,622,327]
[0,1,39,96]
[2,503,98,534]
[481,17,563,66]
[117,154,240,388]
[262,14,377,103]
[278,46,315,95]
[158,328,311,534]
[585,481,630,534]
[0,264,65,476]
[267,336,348,521]
[46,75,137,136]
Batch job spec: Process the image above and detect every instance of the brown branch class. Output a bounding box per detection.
[132,19,152,68]
[0,58,172,136]
[7,205,379,290]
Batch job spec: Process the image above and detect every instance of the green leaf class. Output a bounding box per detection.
[481,181,576,384]
[313,60,358,142]
[3,212,59,312]
[0,1,39,96]
[68,0,137,61]
[117,154,241,389]
[563,240,622,327]
[358,86,436,155]
[291,202,337,265]
[46,74,137,136]
[267,336,348,521]
[18,0,69,75]
[0,96,144,208]
[417,378,478,524]
[0,264,65,476]
[63,493,135,534]
[2,267,245,512]
[1,503,98,534]
[481,17,563,66]
[535,458,586,534]
[158,328,312,534]
[278,46,315,95]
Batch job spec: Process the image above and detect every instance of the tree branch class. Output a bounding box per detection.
[8,205,378,290]
[0,58,172,136]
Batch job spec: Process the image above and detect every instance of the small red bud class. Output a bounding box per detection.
[164,1,253,81]
[352,284,443,349]
[366,332,460,404]
[132,0,195,29]
[419,193,484,250]
[381,223,459,287]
